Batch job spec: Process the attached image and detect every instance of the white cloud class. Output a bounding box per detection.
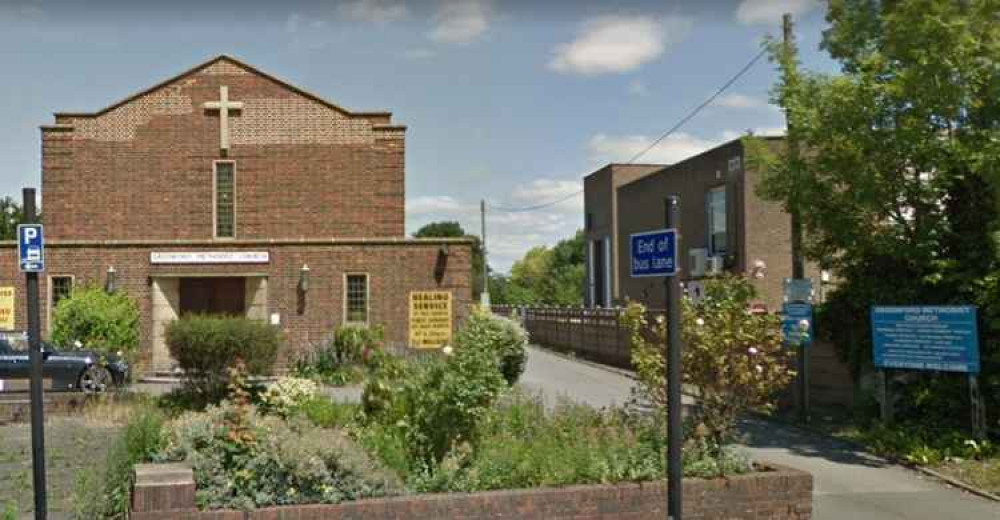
[550,14,692,76]
[587,132,723,165]
[714,93,764,109]
[338,0,409,24]
[736,0,820,26]
[406,178,584,272]
[406,195,467,216]
[428,0,492,44]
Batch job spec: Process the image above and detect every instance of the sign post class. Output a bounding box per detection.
[630,200,681,520]
[871,306,983,434]
[783,278,812,423]
[19,188,46,520]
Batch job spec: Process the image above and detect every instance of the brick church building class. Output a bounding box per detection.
[0,55,473,375]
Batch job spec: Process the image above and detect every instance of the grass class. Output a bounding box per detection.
[0,416,120,515]
[934,458,1000,496]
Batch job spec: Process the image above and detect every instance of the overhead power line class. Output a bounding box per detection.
[626,46,768,164]
[488,47,769,213]
[488,189,583,213]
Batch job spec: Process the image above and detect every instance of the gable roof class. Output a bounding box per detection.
[53,55,392,120]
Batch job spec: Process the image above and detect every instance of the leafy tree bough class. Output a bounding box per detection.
[746,0,1000,428]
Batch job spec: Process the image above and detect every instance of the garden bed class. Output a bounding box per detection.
[130,462,813,520]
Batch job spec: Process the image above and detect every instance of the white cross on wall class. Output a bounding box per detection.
[203,86,244,152]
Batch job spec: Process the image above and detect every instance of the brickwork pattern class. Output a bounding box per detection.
[0,240,473,375]
[42,56,405,241]
[131,463,812,520]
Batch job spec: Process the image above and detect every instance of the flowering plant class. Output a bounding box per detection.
[260,377,319,418]
[621,275,795,451]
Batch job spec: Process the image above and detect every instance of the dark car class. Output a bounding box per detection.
[0,337,129,392]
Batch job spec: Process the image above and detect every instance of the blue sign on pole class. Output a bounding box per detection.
[782,302,812,346]
[17,224,44,273]
[630,228,677,277]
[871,306,980,373]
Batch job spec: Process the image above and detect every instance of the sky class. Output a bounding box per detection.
[0,0,840,272]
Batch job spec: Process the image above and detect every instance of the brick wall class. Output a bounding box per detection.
[42,56,405,241]
[616,139,745,306]
[0,239,472,374]
[131,463,813,520]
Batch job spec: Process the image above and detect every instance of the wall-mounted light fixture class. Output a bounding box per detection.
[105,266,117,293]
[434,246,449,284]
[299,264,310,293]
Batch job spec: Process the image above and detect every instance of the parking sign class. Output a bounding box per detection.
[17,224,44,272]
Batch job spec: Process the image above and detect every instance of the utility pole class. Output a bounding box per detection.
[480,199,490,310]
[783,13,809,423]
[23,188,47,519]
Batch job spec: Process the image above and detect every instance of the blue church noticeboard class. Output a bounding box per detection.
[871,306,980,373]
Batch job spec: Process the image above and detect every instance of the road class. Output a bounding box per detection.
[519,346,999,520]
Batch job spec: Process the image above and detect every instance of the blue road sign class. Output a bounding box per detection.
[17,224,44,273]
[872,306,980,373]
[630,228,677,277]
[782,302,812,346]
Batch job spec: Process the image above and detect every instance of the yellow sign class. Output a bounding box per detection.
[0,287,14,331]
[409,291,453,348]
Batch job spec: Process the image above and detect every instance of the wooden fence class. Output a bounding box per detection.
[492,305,657,369]
[492,304,856,408]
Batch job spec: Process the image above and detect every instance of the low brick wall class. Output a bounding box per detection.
[0,391,93,423]
[131,463,812,520]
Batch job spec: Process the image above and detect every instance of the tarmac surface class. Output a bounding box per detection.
[519,346,999,520]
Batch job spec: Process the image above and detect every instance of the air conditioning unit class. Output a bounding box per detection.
[707,255,725,275]
[689,248,708,277]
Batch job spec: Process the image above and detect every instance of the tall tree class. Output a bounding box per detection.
[494,230,585,306]
[749,0,1000,423]
[0,197,22,241]
[413,221,486,297]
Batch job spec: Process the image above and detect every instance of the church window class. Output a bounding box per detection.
[345,274,369,324]
[214,162,235,238]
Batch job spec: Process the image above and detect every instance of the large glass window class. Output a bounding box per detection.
[707,186,727,256]
[345,274,369,324]
[215,162,235,238]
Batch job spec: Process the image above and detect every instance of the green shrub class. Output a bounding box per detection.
[73,406,165,519]
[300,398,360,429]
[408,391,752,493]
[292,326,384,386]
[848,422,998,466]
[156,401,401,510]
[165,315,280,400]
[2,502,16,520]
[392,346,507,465]
[622,275,794,451]
[51,285,140,363]
[454,309,529,385]
[259,377,319,418]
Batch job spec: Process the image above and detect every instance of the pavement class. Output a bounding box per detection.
[519,346,999,520]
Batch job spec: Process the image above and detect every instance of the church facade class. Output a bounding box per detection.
[0,56,473,375]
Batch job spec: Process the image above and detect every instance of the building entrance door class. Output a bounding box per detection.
[179,277,246,316]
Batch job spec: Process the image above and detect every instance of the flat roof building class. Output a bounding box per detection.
[584,136,821,310]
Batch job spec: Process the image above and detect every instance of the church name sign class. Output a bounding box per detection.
[150,251,270,265]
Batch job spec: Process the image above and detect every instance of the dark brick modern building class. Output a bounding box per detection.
[584,136,822,311]
[0,55,473,375]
